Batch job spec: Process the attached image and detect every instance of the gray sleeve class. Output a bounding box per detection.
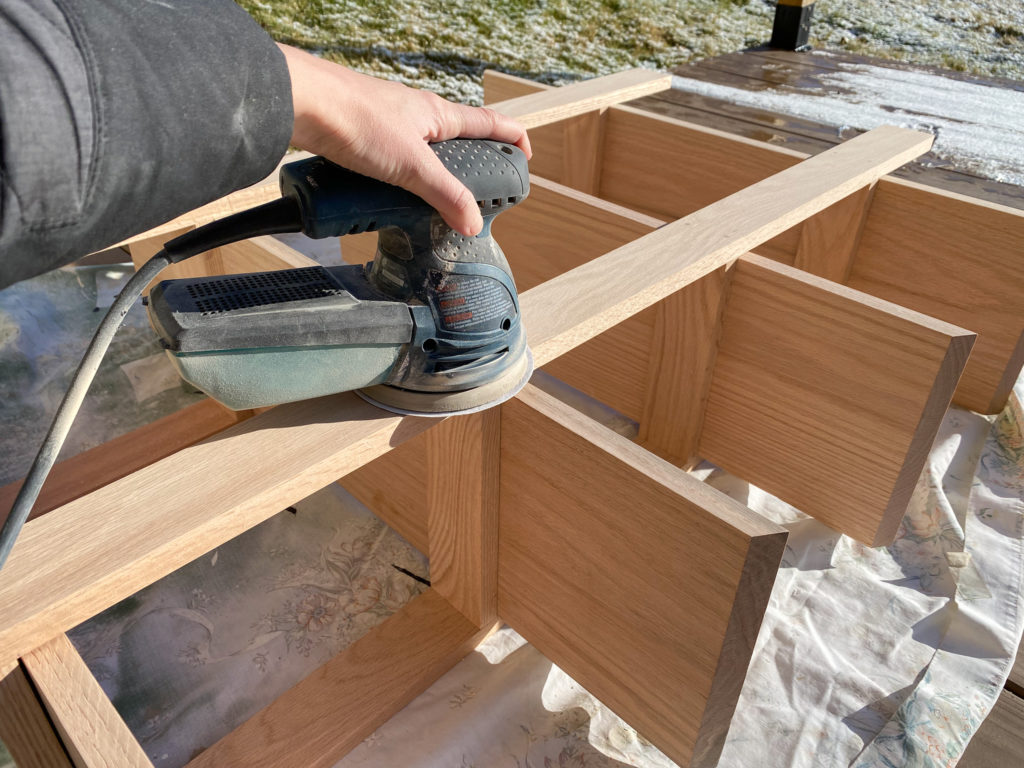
[0,0,294,289]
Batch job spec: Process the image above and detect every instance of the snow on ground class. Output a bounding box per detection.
[672,52,1024,186]
[241,0,1024,103]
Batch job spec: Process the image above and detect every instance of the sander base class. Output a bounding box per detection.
[356,348,534,417]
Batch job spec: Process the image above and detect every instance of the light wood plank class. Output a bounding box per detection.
[700,255,975,545]
[958,690,1024,767]
[849,180,1024,413]
[427,411,500,626]
[0,665,73,768]
[638,265,733,468]
[0,399,246,522]
[498,385,787,768]
[217,236,319,272]
[0,395,435,670]
[489,69,671,129]
[560,109,607,194]
[22,634,151,768]
[187,589,494,768]
[522,124,934,369]
[794,182,876,283]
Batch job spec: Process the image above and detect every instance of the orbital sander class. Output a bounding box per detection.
[0,138,531,567]
[148,139,532,415]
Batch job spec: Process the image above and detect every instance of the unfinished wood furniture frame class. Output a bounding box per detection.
[484,70,1024,416]
[0,71,973,768]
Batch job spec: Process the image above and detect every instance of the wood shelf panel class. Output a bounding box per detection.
[498,385,786,767]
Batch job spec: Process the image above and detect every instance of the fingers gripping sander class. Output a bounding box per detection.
[148,139,532,416]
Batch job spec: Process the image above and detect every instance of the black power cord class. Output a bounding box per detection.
[0,197,302,568]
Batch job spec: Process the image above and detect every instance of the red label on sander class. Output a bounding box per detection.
[430,272,514,332]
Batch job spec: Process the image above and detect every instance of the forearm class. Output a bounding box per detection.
[0,0,292,289]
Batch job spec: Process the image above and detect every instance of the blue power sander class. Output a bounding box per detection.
[148,140,532,415]
[0,139,531,566]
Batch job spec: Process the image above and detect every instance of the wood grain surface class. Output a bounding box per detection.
[521,124,934,369]
[187,589,495,768]
[958,690,1024,767]
[0,399,246,522]
[0,665,73,768]
[498,385,787,767]
[488,70,1024,412]
[848,181,1024,413]
[488,69,671,129]
[0,394,435,670]
[427,411,500,626]
[22,634,152,768]
[638,264,733,468]
[700,255,975,545]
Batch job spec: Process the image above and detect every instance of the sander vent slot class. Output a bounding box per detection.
[183,267,345,315]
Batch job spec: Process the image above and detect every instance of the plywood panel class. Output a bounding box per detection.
[187,590,494,768]
[849,179,1024,413]
[498,385,787,767]
[700,255,975,545]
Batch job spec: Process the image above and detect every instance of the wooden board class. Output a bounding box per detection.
[0,665,73,768]
[488,69,671,129]
[521,125,934,369]
[699,255,975,545]
[638,265,733,468]
[958,690,1024,767]
[187,589,495,768]
[426,411,500,626]
[340,434,430,555]
[848,181,1024,413]
[0,399,246,522]
[0,394,435,670]
[22,634,151,768]
[487,70,1024,412]
[498,385,787,767]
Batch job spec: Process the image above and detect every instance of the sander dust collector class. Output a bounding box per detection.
[0,139,532,567]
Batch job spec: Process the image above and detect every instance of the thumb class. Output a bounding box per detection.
[398,146,484,237]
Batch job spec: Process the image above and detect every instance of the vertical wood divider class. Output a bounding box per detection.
[0,664,73,768]
[561,109,608,195]
[22,634,152,768]
[426,410,501,627]
[793,180,876,284]
[638,264,734,468]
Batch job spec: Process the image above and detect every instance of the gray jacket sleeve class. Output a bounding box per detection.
[0,0,294,289]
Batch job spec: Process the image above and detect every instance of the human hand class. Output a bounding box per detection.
[278,44,532,237]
